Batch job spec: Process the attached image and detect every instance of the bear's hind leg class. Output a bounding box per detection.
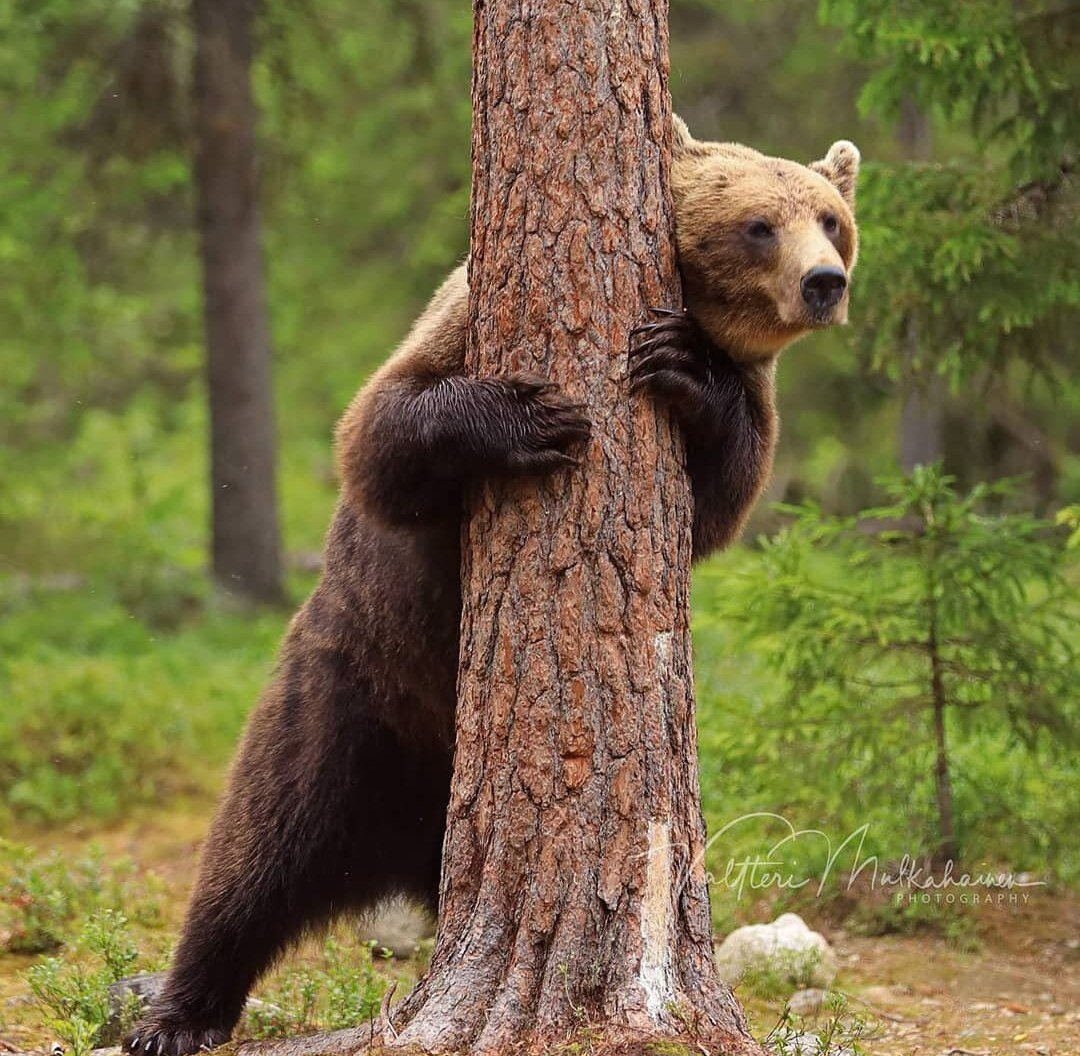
[125,652,405,1056]
[124,777,365,1056]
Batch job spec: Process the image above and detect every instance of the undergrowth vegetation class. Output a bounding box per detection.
[0,842,164,956]
[27,910,143,1056]
[765,994,877,1056]
[10,897,392,1056]
[243,936,390,1040]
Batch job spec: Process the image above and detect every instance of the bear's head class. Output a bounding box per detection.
[672,117,860,361]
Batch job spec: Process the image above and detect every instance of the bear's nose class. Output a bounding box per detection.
[801,265,847,310]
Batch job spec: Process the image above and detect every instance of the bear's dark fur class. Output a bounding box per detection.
[125,119,858,1056]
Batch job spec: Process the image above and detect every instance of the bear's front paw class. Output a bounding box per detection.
[629,308,712,423]
[124,1021,231,1056]
[500,372,592,473]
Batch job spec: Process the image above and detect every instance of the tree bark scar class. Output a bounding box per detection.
[638,820,675,1018]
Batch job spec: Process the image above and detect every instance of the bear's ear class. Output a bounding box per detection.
[672,114,708,159]
[810,140,860,208]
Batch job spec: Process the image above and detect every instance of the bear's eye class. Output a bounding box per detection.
[822,214,839,235]
[746,219,775,241]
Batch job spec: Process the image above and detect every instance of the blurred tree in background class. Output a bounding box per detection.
[0,0,1076,891]
[194,0,284,605]
[1,0,1075,580]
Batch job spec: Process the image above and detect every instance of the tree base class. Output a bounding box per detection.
[234,981,766,1056]
[236,1024,765,1056]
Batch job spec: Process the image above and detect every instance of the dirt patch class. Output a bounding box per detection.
[738,891,1079,1054]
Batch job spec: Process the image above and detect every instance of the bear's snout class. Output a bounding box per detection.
[800,265,847,311]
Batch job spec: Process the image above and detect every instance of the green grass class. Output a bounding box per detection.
[243,935,392,1040]
[12,895,394,1056]
[1,840,401,1053]
[27,909,143,1056]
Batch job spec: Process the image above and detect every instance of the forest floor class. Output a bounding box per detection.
[1,805,1077,1056]
[739,896,1079,1055]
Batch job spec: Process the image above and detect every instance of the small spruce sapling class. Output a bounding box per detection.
[728,464,1077,865]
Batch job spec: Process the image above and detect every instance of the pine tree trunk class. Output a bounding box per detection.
[193,0,284,605]
[390,1,759,1051]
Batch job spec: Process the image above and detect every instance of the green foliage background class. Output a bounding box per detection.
[0,0,1076,928]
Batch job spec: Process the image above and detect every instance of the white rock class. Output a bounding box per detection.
[357,899,434,959]
[787,988,829,1017]
[715,912,837,988]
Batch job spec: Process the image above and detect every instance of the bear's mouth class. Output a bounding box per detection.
[804,302,848,328]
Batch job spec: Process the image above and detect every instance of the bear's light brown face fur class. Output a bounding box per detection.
[672,118,860,361]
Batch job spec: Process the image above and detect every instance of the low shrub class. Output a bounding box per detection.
[0,841,163,955]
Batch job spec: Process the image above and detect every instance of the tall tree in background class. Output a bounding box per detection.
[194,0,284,604]
[386,1,758,1052]
[894,100,944,472]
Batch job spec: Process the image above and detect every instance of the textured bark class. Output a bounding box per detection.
[194,0,284,605]
[389,1,759,1052]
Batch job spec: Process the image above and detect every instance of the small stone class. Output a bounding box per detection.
[102,973,167,1043]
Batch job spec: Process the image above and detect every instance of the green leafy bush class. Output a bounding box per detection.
[849,893,981,951]
[739,466,1077,864]
[27,910,140,1056]
[694,467,1079,929]
[0,657,192,823]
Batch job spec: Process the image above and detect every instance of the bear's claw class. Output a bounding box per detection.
[499,372,591,473]
[628,309,719,424]
[124,1024,230,1056]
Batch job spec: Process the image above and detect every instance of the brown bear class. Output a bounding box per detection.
[125,118,858,1056]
